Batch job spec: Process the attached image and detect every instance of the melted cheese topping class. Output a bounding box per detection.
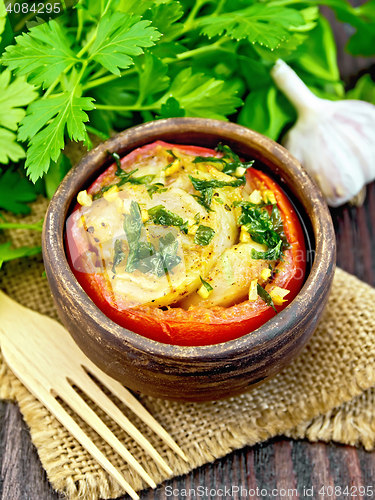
[68,145,281,310]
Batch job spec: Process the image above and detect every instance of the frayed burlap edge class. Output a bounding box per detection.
[286,388,375,451]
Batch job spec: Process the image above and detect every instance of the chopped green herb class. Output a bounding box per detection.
[215,144,254,175]
[116,168,139,187]
[189,175,246,192]
[200,275,213,292]
[98,167,166,199]
[162,149,180,170]
[192,145,254,178]
[134,234,181,277]
[257,283,277,312]
[101,184,116,193]
[251,240,282,261]
[192,156,226,166]
[147,205,186,231]
[155,232,182,276]
[166,149,178,160]
[192,189,215,212]
[235,201,287,260]
[189,174,245,212]
[270,204,290,248]
[194,225,215,246]
[129,174,156,185]
[107,150,122,171]
[146,183,167,198]
[194,213,201,224]
[123,201,143,273]
[122,201,181,277]
[112,239,126,274]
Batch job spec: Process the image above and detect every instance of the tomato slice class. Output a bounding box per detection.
[66,142,306,346]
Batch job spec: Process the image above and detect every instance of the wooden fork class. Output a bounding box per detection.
[0,290,187,500]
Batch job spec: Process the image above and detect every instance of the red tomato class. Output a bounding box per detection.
[66,141,306,346]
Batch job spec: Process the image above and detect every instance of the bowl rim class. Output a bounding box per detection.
[42,117,336,361]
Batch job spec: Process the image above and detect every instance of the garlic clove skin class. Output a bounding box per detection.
[271,59,375,207]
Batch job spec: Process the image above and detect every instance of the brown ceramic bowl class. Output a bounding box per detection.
[42,118,336,402]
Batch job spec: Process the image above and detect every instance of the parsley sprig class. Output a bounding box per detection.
[2,11,161,182]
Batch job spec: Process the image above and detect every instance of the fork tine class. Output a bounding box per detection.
[84,363,188,462]
[57,380,157,489]
[73,368,173,475]
[0,374,141,500]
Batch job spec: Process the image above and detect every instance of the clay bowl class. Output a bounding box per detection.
[42,118,336,402]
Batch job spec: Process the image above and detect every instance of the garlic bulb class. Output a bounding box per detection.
[271,59,375,207]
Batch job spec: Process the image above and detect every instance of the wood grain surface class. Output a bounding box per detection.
[1,10,375,500]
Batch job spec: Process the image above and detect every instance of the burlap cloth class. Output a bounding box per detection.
[2,196,375,500]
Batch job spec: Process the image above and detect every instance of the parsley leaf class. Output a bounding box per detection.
[0,0,6,37]
[118,0,157,16]
[194,225,215,246]
[135,51,170,104]
[88,12,162,75]
[157,97,185,119]
[108,150,122,170]
[158,68,242,120]
[238,85,296,141]
[0,241,42,269]
[192,189,214,212]
[0,71,37,133]
[143,1,184,41]
[152,232,181,277]
[198,4,305,50]
[44,153,72,199]
[270,204,289,248]
[0,70,37,164]
[2,20,78,88]
[0,169,38,214]
[325,0,375,57]
[346,74,375,104]
[19,93,95,182]
[0,129,27,164]
[115,168,138,185]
